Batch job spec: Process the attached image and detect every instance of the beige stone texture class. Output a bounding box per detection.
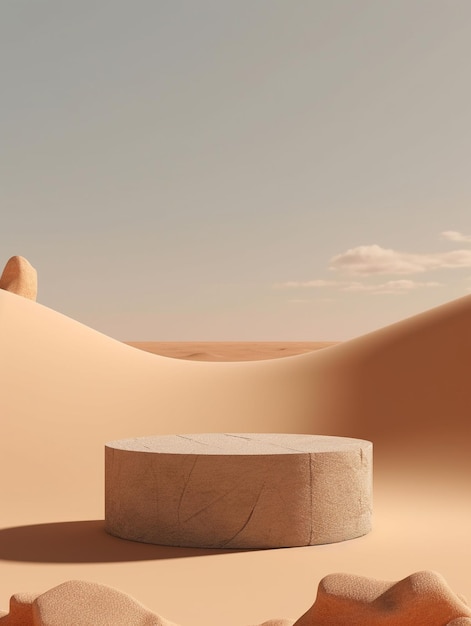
[32,580,176,626]
[105,433,372,549]
[0,581,177,625]
[294,570,471,625]
[0,256,37,301]
[0,573,469,625]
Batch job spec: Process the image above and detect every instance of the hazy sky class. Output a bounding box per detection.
[2,1,470,340]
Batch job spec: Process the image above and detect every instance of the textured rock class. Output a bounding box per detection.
[0,256,37,301]
[0,573,469,625]
[105,433,373,549]
[0,592,39,624]
[0,582,177,625]
[294,570,471,626]
[35,580,176,626]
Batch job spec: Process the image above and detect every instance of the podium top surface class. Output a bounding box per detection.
[106,433,372,456]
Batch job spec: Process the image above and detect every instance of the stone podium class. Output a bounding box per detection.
[105,433,372,549]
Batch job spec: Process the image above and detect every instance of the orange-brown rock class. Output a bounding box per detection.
[294,570,471,626]
[0,580,177,625]
[0,572,469,625]
[0,592,38,624]
[33,580,176,625]
[0,256,37,301]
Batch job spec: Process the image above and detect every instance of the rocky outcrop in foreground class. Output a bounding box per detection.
[0,256,37,301]
[0,580,177,626]
[0,571,470,625]
[293,570,471,626]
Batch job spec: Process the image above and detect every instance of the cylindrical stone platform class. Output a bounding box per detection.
[105,433,372,549]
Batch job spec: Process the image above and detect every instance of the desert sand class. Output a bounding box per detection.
[125,341,339,361]
[1,266,471,624]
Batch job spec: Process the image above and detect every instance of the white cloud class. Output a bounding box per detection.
[340,281,369,292]
[287,297,336,303]
[274,279,338,288]
[441,230,471,243]
[342,279,441,294]
[329,245,471,276]
[373,280,441,294]
[275,233,471,295]
[276,277,441,295]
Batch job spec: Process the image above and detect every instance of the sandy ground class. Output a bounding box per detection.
[125,341,339,361]
[1,289,471,624]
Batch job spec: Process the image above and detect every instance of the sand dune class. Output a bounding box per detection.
[2,287,470,494]
[1,287,471,624]
[126,341,339,361]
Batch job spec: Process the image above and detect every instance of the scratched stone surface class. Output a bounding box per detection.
[105,433,373,549]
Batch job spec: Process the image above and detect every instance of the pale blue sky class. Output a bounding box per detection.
[1,1,470,340]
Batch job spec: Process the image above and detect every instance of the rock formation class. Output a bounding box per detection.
[0,256,37,301]
[0,580,177,625]
[0,572,469,625]
[295,570,471,626]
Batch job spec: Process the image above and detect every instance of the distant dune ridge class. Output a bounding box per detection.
[1,257,471,624]
[125,341,339,361]
[0,256,37,301]
[0,571,470,625]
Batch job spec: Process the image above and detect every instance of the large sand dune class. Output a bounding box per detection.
[1,289,470,624]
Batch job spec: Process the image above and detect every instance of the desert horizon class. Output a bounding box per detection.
[2,1,470,622]
[125,341,340,361]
